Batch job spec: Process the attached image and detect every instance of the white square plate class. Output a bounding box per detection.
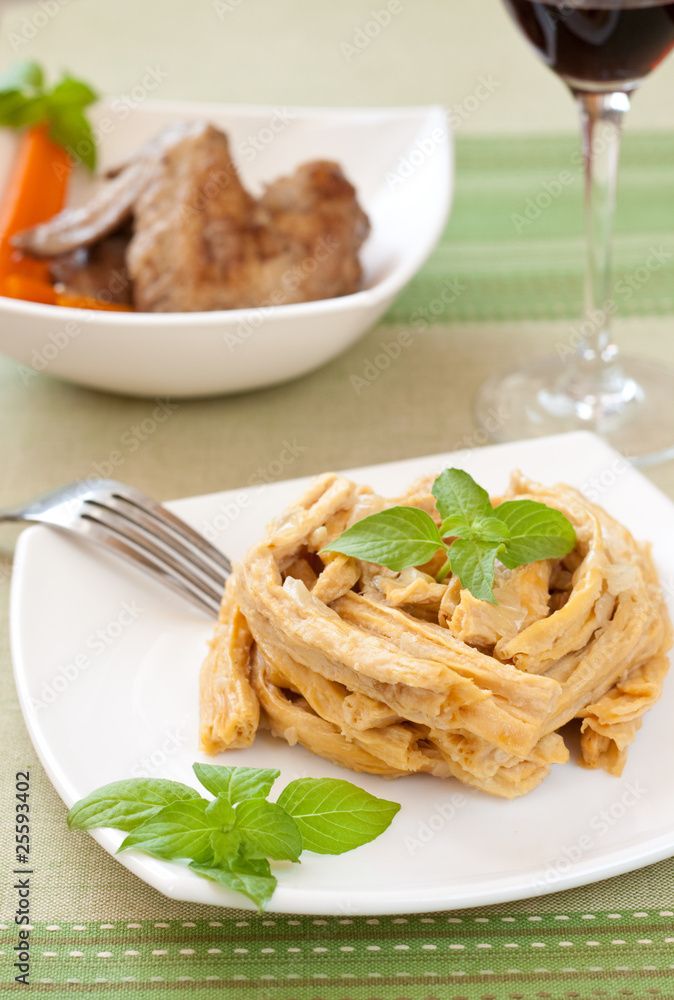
[10,432,674,913]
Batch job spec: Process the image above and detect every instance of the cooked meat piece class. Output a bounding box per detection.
[49,227,133,305]
[128,127,370,312]
[127,125,259,312]
[13,157,152,258]
[257,160,370,303]
[12,121,209,258]
[13,119,370,312]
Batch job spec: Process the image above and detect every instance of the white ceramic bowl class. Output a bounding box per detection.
[0,100,452,398]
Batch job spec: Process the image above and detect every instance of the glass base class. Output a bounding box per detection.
[474,355,674,468]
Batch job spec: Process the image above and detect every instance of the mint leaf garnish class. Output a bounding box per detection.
[234,799,302,862]
[66,777,201,832]
[0,61,98,169]
[276,777,400,855]
[323,468,576,603]
[68,764,400,911]
[495,499,577,569]
[204,794,236,829]
[447,538,503,605]
[432,468,493,523]
[190,858,277,912]
[211,829,242,866]
[320,506,443,571]
[118,799,215,864]
[193,763,280,803]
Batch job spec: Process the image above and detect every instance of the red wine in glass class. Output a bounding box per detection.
[504,0,674,90]
[475,0,674,463]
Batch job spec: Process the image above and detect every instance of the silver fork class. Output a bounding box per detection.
[0,479,231,617]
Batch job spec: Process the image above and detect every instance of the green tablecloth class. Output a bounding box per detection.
[2,1,674,995]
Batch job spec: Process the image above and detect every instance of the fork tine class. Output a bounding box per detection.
[85,496,227,591]
[80,506,225,613]
[105,483,232,576]
[77,518,221,617]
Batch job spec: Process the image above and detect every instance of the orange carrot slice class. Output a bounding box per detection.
[55,292,133,312]
[0,274,134,311]
[0,273,57,304]
[0,123,71,283]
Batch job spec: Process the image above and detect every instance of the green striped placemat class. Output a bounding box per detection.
[5,910,674,997]
[386,131,674,326]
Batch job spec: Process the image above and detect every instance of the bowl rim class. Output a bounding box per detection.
[0,100,452,326]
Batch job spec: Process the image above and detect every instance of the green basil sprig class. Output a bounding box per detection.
[321,468,576,604]
[67,765,400,911]
[0,60,98,170]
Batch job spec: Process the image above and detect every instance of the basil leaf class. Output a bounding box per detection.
[448,538,502,604]
[0,63,98,170]
[47,107,96,170]
[0,94,46,129]
[321,506,443,571]
[495,499,576,569]
[210,829,242,866]
[118,800,214,864]
[204,794,236,831]
[190,858,277,912]
[67,778,202,832]
[193,763,280,804]
[432,468,494,523]
[49,75,98,110]
[276,778,400,855]
[471,515,511,544]
[0,61,43,93]
[234,799,302,862]
[439,513,471,537]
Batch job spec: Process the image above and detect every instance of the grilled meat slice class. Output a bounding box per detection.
[128,132,370,312]
[12,121,209,258]
[49,227,133,305]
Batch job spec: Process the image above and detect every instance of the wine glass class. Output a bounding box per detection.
[475,0,674,465]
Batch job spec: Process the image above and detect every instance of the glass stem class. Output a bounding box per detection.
[569,90,630,390]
